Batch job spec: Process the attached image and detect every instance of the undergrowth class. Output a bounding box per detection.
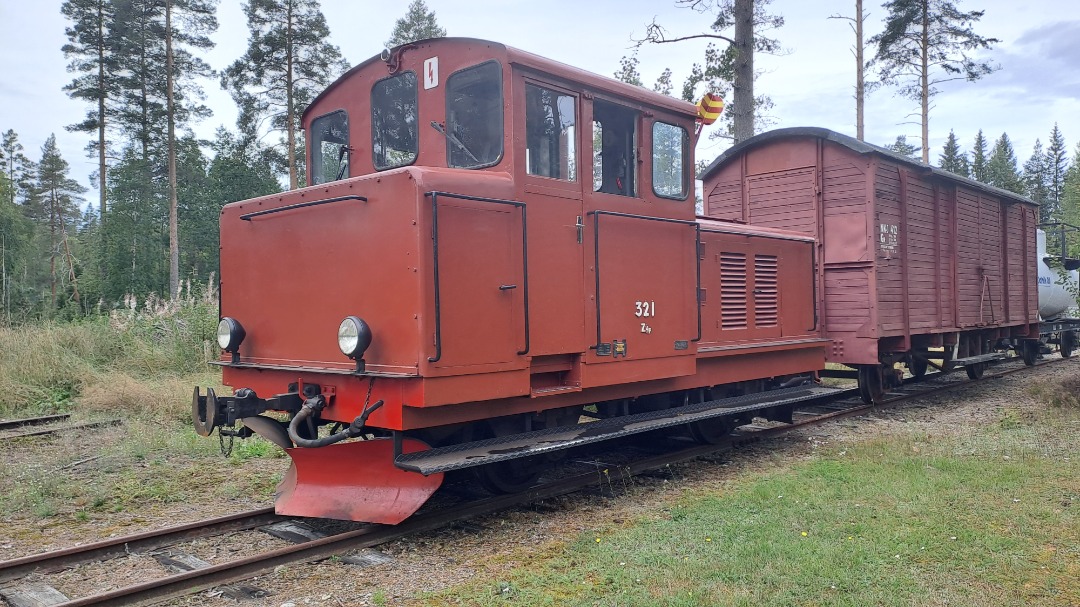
[0,279,219,419]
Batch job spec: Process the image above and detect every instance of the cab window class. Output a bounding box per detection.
[525,84,576,180]
[311,110,349,185]
[652,121,689,199]
[372,71,418,170]
[592,100,637,196]
[445,61,503,168]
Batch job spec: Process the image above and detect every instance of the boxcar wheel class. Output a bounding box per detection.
[857,365,885,405]
[1022,341,1039,366]
[910,354,928,380]
[1061,331,1075,358]
[965,362,986,380]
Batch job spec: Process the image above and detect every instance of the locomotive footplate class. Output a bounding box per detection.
[394,385,842,475]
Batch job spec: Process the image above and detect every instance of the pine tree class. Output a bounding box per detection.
[938,130,969,176]
[1045,124,1068,220]
[34,135,87,308]
[61,0,118,224]
[1062,144,1080,234]
[971,129,989,183]
[986,133,1022,194]
[869,0,999,163]
[384,0,446,48]
[829,0,869,140]
[614,54,644,86]
[642,0,783,143]
[885,135,919,159]
[1,130,35,207]
[654,68,674,96]
[222,0,348,190]
[163,0,218,298]
[1022,139,1051,219]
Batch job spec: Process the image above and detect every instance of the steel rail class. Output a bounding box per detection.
[0,419,122,441]
[25,356,1069,606]
[0,508,282,583]
[0,414,71,431]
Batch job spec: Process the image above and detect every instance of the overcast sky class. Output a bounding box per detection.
[1,0,1078,202]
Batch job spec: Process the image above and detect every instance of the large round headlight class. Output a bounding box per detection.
[338,316,372,358]
[217,317,246,352]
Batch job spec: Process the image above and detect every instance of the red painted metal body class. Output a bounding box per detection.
[700,128,1039,366]
[213,40,828,522]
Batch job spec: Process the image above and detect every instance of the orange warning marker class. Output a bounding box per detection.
[697,93,725,125]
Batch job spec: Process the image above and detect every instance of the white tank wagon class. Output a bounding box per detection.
[1019,225,1080,364]
[1037,228,1080,321]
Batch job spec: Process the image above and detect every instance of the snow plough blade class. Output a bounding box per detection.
[276,437,443,524]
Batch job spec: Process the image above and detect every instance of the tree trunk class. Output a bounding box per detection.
[855,0,864,141]
[919,0,930,163]
[50,189,57,307]
[166,0,179,298]
[732,0,755,144]
[97,0,107,225]
[286,1,297,190]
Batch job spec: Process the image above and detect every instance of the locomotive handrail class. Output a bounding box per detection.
[238,195,367,220]
[426,191,530,363]
[586,210,702,351]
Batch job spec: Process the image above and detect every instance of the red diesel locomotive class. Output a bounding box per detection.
[192,38,833,524]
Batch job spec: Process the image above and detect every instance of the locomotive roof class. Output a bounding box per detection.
[700,127,1038,206]
[305,37,699,122]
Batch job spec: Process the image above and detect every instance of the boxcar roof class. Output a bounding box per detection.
[306,37,698,122]
[699,127,1037,206]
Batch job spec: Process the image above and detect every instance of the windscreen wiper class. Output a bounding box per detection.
[430,121,480,165]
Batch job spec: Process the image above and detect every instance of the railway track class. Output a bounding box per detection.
[0,355,1062,607]
[0,416,121,442]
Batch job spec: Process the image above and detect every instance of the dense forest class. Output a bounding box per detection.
[2,0,1079,325]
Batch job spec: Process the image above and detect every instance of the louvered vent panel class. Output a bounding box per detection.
[754,254,778,327]
[720,252,748,329]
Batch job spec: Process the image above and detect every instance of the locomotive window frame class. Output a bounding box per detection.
[445,60,504,169]
[371,71,419,171]
[310,109,350,185]
[592,99,638,197]
[524,82,577,182]
[651,121,690,200]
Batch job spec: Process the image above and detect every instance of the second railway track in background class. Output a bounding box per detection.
[0,355,1062,607]
[0,415,122,442]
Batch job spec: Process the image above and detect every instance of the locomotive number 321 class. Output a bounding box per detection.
[634,301,656,318]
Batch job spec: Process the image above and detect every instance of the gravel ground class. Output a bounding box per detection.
[1,358,1076,607]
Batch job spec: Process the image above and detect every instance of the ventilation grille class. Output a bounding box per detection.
[720,252,747,330]
[754,254,778,327]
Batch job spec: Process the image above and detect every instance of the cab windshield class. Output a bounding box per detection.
[445,61,503,168]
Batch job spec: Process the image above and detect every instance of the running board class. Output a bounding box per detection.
[394,385,841,475]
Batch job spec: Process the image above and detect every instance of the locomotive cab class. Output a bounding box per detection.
[195,38,828,524]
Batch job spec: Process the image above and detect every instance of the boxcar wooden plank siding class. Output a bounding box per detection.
[699,127,1039,367]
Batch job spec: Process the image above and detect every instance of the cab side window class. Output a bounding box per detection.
[311,110,349,185]
[652,121,689,199]
[592,100,637,197]
[525,84,576,180]
[446,61,503,168]
[372,71,418,170]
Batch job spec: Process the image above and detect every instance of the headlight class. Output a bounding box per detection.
[338,316,373,358]
[217,317,246,352]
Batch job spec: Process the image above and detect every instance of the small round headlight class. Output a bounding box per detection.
[217,317,246,352]
[338,316,372,358]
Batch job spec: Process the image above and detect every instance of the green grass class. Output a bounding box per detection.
[421,396,1079,606]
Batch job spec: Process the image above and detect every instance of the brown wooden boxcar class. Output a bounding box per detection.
[699,127,1040,402]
